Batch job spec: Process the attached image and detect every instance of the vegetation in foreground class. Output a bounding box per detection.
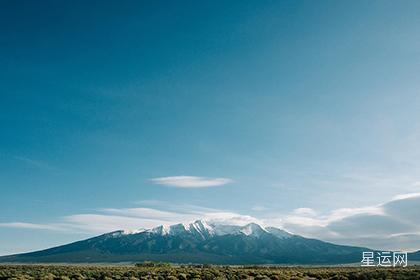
[1,264,420,280]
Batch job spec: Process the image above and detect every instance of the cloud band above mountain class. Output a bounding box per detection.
[1,192,420,252]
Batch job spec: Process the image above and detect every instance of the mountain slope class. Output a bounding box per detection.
[0,220,375,264]
[409,250,420,261]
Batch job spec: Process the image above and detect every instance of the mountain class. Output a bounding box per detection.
[0,220,380,264]
[409,250,420,261]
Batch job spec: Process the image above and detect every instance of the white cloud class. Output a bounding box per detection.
[150,176,233,188]
[283,216,325,227]
[62,214,167,233]
[282,206,385,228]
[100,207,182,220]
[392,192,420,201]
[291,208,317,217]
[0,222,63,231]
[13,156,59,171]
[327,206,385,221]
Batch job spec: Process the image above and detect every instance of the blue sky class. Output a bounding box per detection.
[1,0,420,255]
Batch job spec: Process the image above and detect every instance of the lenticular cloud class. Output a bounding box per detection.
[150,176,233,188]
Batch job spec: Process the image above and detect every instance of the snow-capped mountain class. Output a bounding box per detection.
[0,220,383,264]
[144,220,215,238]
[111,220,292,240]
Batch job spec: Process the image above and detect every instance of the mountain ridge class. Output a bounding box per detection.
[1,220,419,264]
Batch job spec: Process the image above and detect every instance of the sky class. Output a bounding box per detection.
[1,0,420,255]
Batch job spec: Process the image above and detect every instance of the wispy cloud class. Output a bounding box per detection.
[0,222,63,231]
[100,207,182,220]
[62,214,165,233]
[150,176,233,188]
[291,208,317,216]
[392,192,420,201]
[13,156,59,171]
[280,206,385,228]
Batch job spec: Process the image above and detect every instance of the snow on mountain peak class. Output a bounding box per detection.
[106,228,146,237]
[205,221,269,237]
[111,220,291,240]
[121,229,146,235]
[148,225,169,235]
[169,223,189,234]
[240,223,267,237]
[188,220,215,238]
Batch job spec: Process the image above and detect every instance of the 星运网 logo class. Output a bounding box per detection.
[361,251,408,267]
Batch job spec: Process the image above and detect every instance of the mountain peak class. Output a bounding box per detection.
[240,223,267,237]
[169,223,189,235]
[189,220,214,238]
[148,225,169,235]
